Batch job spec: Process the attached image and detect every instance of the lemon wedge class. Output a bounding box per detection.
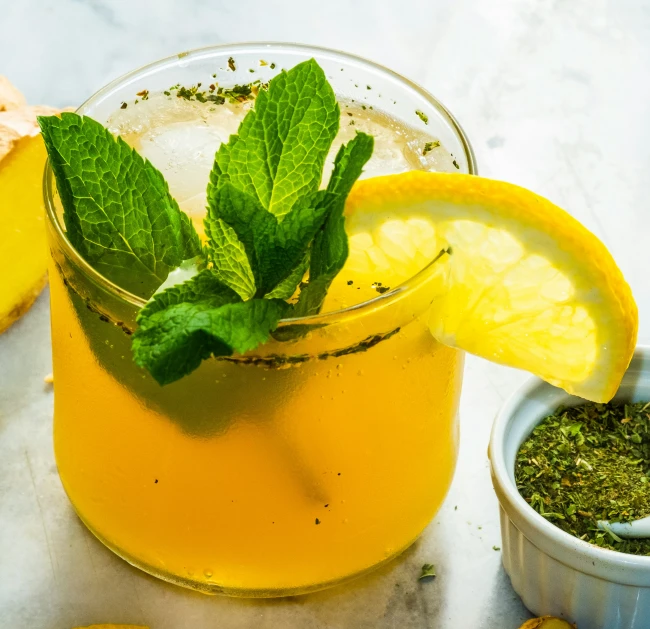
[340,172,637,402]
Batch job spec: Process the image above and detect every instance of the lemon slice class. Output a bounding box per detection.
[340,172,637,402]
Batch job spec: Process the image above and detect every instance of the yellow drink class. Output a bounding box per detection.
[49,265,462,594]
[45,44,475,595]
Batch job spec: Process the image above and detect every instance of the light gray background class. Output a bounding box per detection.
[1,1,649,627]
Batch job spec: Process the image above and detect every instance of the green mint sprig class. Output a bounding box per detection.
[39,113,202,298]
[294,131,375,316]
[131,270,288,385]
[40,59,373,385]
[209,59,340,220]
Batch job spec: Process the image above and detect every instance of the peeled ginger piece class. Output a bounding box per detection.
[0,76,59,334]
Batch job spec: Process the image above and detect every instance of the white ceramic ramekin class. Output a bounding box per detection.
[489,346,650,629]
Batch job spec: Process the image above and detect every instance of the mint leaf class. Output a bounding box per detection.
[204,217,256,300]
[138,269,241,316]
[133,270,287,384]
[294,132,374,315]
[134,299,286,385]
[208,183,330,297]
[209,59,340,218]
[265,252,309,300]
[312,132,375,277]
[38,113,201,298]
[292,274,334,317]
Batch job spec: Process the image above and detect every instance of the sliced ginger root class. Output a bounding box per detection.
[0,76,61,334]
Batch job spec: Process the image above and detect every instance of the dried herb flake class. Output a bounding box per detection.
[415,110,429,124]
[516,401,650,556]
[423,140,441,155]
[418,563,436,580]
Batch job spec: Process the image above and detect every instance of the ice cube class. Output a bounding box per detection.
[140,122,225,203]
[405,136,459,173]
[108,94,250,215]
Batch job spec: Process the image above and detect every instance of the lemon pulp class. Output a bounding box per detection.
[324,172,637,402]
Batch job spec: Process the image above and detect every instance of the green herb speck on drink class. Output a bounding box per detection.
[415,110,429,124]
[423,140,440,155]
[515,401,650,556]
[222,84,253,103]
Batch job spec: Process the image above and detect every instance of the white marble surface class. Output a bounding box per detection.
[1,1,649,627]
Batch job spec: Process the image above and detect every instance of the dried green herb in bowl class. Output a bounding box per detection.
[515,401,650,555]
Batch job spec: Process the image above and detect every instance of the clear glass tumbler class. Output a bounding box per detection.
[44,43,476,596]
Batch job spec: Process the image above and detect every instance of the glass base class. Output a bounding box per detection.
[74,506,423,598]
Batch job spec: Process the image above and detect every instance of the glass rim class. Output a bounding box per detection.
[43,41,477,327]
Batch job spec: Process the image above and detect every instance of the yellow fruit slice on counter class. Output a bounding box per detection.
[0,77,60,334]
[340,172,637,402]
[0,131,49,333]
[519,617,577,629]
